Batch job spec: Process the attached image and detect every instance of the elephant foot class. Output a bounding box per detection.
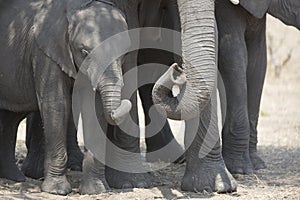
[79,150,110,194]
[105,167,151,189]
[67,147,83,171]
[79,175,110,195]
[41,175,71,195]
[181,158,237,193]
[0,161,26,182]
[223,151,254,175]
[250,151,267,170]
[22,151,44,179]
[22,148,83,180]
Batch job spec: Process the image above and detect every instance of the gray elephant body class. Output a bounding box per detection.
[137,0,300,192]
[216,0,300,174]
[0,0,131,195]
[137,0,237,193]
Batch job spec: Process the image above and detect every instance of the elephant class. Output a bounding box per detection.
[21,112,84,179]
[0,0,133,195]
[136,0,238,193]
[216,0,300,174]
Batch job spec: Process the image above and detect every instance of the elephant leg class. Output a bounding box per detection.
[105,47,151,189]
[268,0,300,30]
[22,112,45,179]
[216,0,253,174]
[245,18,267,170]
[22,112,83,180]
[39,100,71,195]
[78,83,110,194]
[0,110,26,182]
[181,92,237,193]
[79,150,110,194]
[33,57,71,195]
[139,84,185,164]
[105,91,151,189]
[66,114,83,171]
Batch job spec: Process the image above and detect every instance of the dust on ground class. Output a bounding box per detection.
[1,15,300,200]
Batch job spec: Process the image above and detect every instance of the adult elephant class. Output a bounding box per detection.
[22,112,83,179]
[0,0,133,195]
[216,0,300,174]
[136,0,237,193]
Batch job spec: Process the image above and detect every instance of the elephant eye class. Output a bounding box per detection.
[81,49,89,56]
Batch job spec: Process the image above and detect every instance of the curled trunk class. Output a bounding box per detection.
[152,0,217,120]
[97,59,132,125]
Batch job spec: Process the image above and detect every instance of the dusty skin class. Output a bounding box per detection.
[0,16,300,200]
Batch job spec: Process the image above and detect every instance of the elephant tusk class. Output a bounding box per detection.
[110,99,132,125]
[230,0,239,5]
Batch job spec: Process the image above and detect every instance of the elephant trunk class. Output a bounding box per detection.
[152,0,216,120]
[97,60,132,125]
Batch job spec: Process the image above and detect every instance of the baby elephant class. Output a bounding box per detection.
[0,0,131,195]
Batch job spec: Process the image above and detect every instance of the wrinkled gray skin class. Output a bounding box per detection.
[139,0,237,193]
[0,0,132,195]
[216,0,300,175]
[22,112,84,179]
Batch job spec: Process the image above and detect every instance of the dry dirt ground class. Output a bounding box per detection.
[0,16,300,200]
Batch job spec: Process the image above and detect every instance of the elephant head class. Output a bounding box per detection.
[33,0,131,125]
[152,0,217,120]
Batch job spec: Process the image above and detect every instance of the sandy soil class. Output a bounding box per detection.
[1,15,300,200]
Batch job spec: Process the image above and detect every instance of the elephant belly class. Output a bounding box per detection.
[0,57,38,112]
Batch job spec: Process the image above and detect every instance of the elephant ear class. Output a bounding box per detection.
[239,0,271,18]
[33,1,77,78]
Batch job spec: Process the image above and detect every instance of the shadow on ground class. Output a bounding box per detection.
[1,143,299,200]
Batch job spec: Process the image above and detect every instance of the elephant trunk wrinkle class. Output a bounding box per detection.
[97,60,131,125]
[152,0,216,120]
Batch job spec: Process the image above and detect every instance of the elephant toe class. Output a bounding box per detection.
[181,158,237,193]
[41,175,71,195]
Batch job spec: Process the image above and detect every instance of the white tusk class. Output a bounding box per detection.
[230,0,239,5]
